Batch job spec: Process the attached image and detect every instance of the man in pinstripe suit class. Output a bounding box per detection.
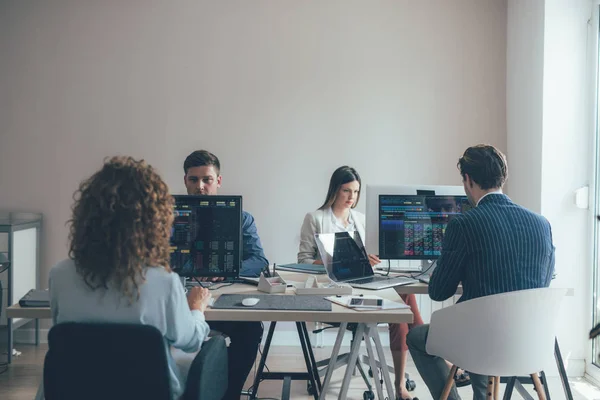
[407,145,555,400]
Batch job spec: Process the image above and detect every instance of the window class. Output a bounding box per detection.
[590,2,600,380]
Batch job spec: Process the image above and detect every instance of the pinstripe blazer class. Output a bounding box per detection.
[429,193,555,303]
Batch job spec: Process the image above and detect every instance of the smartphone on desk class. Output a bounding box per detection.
[348,297,383,308]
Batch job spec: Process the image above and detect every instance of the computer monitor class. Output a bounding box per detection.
[170,195,242,278]
[378,194,471,260]
[365,184,466,255]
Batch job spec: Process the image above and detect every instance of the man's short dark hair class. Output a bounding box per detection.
[183,150,221,175]
[457,145,508,190]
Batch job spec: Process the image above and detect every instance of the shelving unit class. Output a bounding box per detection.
[0,211,42,364]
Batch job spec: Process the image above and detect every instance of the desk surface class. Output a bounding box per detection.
[7,271,414,324]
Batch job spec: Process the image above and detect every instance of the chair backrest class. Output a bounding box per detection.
[184,335,229,400]
[426,287,567,377]
[44,322,171,400]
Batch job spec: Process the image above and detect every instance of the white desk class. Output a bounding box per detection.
[7,271,413,400]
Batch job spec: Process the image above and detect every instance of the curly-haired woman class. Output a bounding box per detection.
[49,156,214,400]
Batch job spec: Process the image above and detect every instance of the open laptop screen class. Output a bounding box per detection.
[315,232,373,282]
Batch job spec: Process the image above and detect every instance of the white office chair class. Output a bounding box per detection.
[426,287,567,400]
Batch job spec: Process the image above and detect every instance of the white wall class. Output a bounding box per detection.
[541,0,594,377]
[506,0,545,212]
[507,0,593,377]
[0,0,507,290]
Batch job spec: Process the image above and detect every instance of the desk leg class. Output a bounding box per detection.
[554,338,573,400]
[297,322,319,400]
[339,323,366,400]
[281,376,292,400]
[363,325,385,400]
[319,322,346,400]
[35,319,39,346]
[7,318,12,364]
[301,322,323,394]
[315,322,324,348]
[371,323,395,399]
[250,321,277,399]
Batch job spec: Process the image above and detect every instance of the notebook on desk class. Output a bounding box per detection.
[275,263,327,274]
[19,289,50,307]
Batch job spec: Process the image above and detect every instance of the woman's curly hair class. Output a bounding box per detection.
[68,156,174,301]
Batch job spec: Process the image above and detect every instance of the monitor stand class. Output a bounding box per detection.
[421,260,436,275]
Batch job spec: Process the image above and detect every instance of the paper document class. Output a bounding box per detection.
[325,295,409,311]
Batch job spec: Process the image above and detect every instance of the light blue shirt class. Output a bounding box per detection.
[49,259,210,399]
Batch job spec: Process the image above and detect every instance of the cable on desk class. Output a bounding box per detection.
[374,259,436,280]
[191,277,236,291]
[374,259,392,277]
[208,282,235,291]
[409,259,438,279]
[192,277,213,288]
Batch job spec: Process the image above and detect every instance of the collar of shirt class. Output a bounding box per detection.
[476,190,503,207]
[329,207,355,232]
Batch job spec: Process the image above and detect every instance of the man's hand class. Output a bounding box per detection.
[187,287,212,312]
[313,260,324,265]
[368,254,381,267]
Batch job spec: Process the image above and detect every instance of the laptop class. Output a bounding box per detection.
[314,231,417,290]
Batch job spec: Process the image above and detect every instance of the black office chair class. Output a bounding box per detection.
[44,322,227,400]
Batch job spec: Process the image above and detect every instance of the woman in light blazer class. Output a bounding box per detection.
[297,166,423,400]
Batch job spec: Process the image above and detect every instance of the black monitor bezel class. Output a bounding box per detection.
[170,194,243,278]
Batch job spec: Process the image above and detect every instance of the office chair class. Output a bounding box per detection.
[44,322,228,400]
[309,323,415,399]
[427,288,569,400]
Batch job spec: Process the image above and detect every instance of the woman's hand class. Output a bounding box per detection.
[313,260,324,265]
[187,287,212,312]
[367,254,381,267]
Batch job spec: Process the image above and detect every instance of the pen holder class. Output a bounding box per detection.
[257,272,287,294]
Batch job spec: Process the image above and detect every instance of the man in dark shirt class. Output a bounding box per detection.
[183,150,268,400]
[407,145,555,400]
